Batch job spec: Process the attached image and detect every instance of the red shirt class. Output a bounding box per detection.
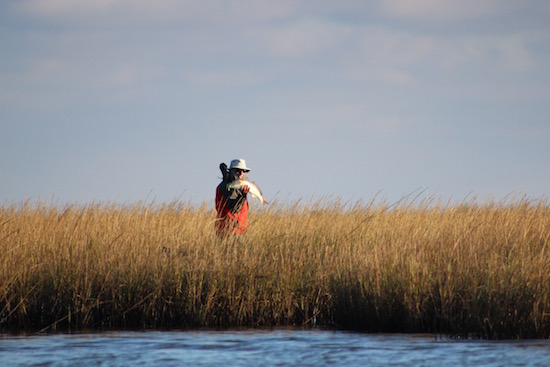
[215,183,249,235]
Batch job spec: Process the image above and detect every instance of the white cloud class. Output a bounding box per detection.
[22,55,151,89]
[186,70,268,87]
[378,0,514,22]
[260,19,351,59]
[14,0,296,27]
[496,36,535,72]
[370,32,434,67]
[15,0,120,17]
[348,24,539,87]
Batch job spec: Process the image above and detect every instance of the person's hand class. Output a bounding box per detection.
[241,185,250,194]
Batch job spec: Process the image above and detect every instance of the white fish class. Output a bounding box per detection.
[227,179,268,205]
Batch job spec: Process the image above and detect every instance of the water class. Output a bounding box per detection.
[1,329,550,367]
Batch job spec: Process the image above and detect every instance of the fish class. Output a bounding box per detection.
[227,179,268,205]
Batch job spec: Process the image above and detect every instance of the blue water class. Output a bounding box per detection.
[1,329,550,367]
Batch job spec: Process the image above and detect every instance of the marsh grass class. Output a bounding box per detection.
[1,197,549,338]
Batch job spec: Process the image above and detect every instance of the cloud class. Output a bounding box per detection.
[496,36,535,72]
[15,0,119,16]
[13,0,296,28]
[186,70,268,87]
[259,18,352,59]
[378,0,514,22]
[347,24,540,91]
[6,0,545,107]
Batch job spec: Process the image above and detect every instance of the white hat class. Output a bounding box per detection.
[229,158,251,172]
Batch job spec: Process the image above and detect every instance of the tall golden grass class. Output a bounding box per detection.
[1,197,549,338]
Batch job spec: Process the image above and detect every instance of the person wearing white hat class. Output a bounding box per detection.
[215,159,251,236]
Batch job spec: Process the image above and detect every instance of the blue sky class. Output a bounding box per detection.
[1,1,549,207]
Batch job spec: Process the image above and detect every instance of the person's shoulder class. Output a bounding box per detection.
[217,180,228,191]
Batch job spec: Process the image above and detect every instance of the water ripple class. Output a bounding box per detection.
[1,330,550,367]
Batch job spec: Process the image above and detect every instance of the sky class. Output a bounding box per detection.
[1,0,549,207]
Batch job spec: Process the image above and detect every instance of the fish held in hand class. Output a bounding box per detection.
[227,179,268,205]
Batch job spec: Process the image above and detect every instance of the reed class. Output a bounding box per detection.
[1,197,549,339]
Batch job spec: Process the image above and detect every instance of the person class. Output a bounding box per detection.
[215,159,251,236]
